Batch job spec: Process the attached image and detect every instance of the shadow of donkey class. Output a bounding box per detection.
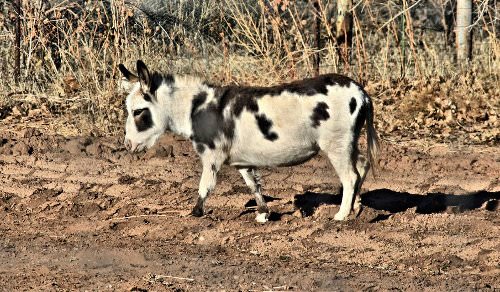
[294,189,499,218]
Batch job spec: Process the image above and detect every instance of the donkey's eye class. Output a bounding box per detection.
[133,108,147,117]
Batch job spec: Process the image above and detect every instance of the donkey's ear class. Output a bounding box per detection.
[137,60,151,91]
[118,64,139,92]
[119,63,139,82]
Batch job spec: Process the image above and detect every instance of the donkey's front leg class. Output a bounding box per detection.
[191,153,224,217]
[191,163,218,217]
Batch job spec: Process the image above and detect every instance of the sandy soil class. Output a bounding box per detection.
[0,128,499,291]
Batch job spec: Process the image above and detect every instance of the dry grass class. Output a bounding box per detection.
[0,0,498,145]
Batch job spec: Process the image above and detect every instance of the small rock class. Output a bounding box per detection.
[28,109,42,118]
[118,174,138,184]
[292,209,303,218]
[143,144,174,159]
[86,143,102,156]
[12,106,22,117]
[12,141,30,155]
[63,139,85,155]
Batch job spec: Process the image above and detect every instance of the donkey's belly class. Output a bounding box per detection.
[229,142,319,168]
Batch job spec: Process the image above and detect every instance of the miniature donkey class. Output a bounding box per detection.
[119,60,378,222]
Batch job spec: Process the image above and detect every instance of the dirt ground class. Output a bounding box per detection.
[0,127,498,291]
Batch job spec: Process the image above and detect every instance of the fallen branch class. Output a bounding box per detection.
[152,274,195,282]
[109,212,180,221]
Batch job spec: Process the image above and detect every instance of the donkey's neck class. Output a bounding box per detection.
[158,75,210,139]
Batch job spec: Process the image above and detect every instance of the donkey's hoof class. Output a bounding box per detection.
[191,207,204,217]
[353,204,363,218]
[255,212,269,223]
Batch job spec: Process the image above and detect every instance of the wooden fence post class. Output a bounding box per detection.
[336,0,353,67]
[456,0,472,63]
[14,0,21,84]
[313,0,321,76]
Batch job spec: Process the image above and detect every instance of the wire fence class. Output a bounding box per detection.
[1,0,498,87]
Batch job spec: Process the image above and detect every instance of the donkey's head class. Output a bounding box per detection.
[119,60,167,152]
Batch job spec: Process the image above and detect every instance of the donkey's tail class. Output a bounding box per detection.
[365,96,379,175]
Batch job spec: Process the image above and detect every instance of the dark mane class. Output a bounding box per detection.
[149,72,175,94]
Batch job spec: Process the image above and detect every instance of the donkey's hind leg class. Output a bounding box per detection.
[353,154,370,216]
[324,143,361,221]
[239,168,269,223]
